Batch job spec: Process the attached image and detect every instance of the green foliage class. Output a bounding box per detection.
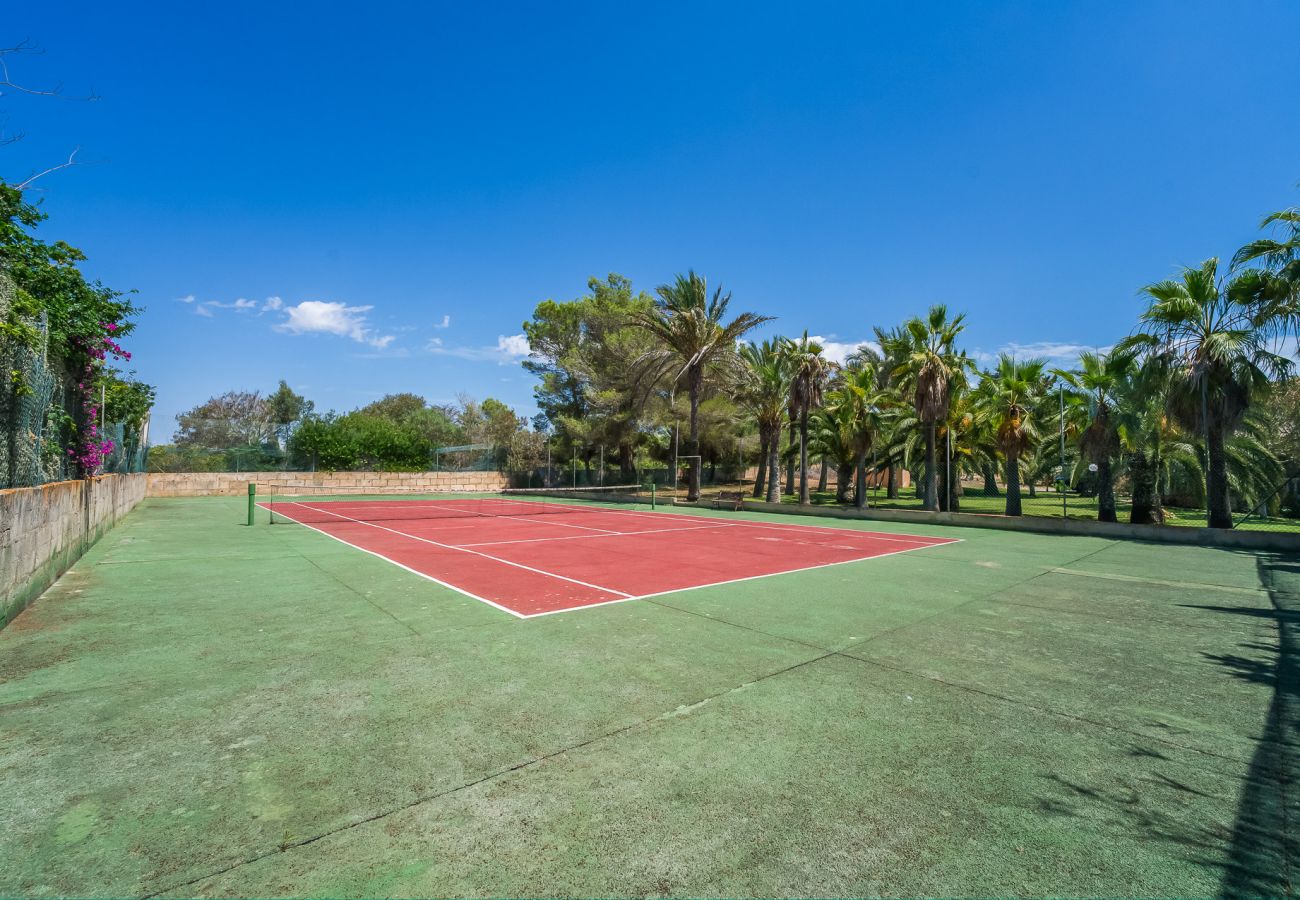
[1,184,151,482]
[0,184,140,358]
[522,274,658,477]
[289,412,436,471]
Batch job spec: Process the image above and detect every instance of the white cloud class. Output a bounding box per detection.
[262,296,283,312]
[182,295,274,318]
[970,341,1112,368]
[434,314,451,328]
[497,334,529,357]
[426,333,530,364]
[278,300,396,348]
[809,335,881,366]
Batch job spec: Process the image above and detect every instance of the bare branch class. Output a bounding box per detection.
[15,146,80,190]
[0,39,99,102]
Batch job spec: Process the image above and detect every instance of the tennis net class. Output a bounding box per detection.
[259,483,650,525]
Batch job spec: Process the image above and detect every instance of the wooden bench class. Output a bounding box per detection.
[711,490,745,511]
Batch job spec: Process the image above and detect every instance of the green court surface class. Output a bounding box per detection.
[1,496,1295,897]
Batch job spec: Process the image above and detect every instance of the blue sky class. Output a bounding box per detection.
[6,2,1299,438]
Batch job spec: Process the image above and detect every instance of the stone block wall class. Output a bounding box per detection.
[145,471,509,497]
[1,474,147,628]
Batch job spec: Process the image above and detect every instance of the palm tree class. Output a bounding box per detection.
[974,355,1051,516]
[784,332,830,505]
[1109,360,1201,524]
[633,271,772,502]
[1056,349,1138,523]
[824,363,885,508]
[937,391,989,512]
[739,338,792,502]
[1118,259,1293,527]
[809,404,856,503]
[1233,206,1300,317]
[883,306,971,511]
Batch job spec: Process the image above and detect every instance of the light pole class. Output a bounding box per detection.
[1059,384,1067,518]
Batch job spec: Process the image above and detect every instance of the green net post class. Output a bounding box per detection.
[247,482,256,526]
[650,482,656,510]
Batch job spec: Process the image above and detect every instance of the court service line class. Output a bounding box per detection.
[282,502,635,598]
[290,501,625,536]
[520,540,961,618]
[453,522,731,548]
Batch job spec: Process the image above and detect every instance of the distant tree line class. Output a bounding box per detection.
[149,386,541,474]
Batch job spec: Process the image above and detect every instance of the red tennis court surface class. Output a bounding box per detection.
[263,498,960,617]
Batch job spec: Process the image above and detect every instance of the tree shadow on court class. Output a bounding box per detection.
[1207,553,1298,898]
[1028,552,1298,898]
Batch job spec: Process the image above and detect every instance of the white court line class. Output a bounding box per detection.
[471,500,959,547]
[270,513,529,619]
[454,523,729,548]
[520,540,959,618]
[281,502,634,598]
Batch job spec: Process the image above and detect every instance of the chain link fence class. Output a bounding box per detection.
[0,296,147,488]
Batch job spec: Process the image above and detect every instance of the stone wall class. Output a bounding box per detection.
[145,471,509,497]
[1,474,147,628]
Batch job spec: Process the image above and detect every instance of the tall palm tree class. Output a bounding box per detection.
[824,363,885,508]
[739,337,792,502]
[1118,258,1293,527]
[869,326,910,498]
[937,390,989,512]
[784,332,830,505]
[1056,349,1138,523]
[633,271,772,501]
[883,306,971,511]
[974,355,1051,516]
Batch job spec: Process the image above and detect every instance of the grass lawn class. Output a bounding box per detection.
[758,485,1300,533]
[1,496,1295,896]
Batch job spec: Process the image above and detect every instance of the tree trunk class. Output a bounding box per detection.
[1004,451,1022,516]
[1129,450,1160,525]
[982,461,999,497]
[836,463,853,503]
[924,422,938,511]
[855,449,869,509]
[752,430,769,498]
[818,456,829,493]
[766,421,783,503]
[1207,419,1232,528]
[1096,456,1117,523]
[618,441,635,483]
[784,415,796,496]
[887,464,899,499]
[686,368,702,501]
[798,410,811,505]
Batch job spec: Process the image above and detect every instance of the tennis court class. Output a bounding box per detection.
[259,487,959,616]
[1,493,1295,897]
